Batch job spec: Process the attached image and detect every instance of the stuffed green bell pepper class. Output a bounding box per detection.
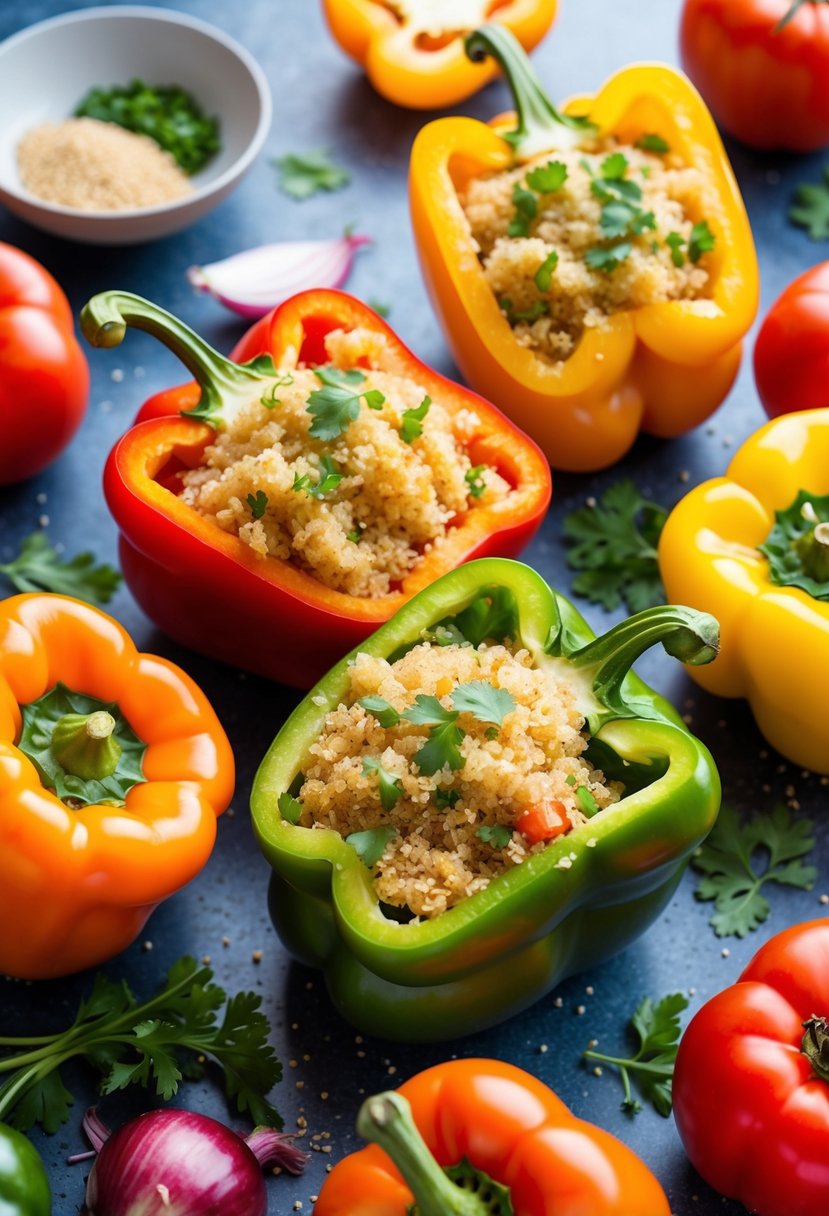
[251,558,720,1041]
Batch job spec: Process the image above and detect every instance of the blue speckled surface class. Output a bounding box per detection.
[0,1,827,1212]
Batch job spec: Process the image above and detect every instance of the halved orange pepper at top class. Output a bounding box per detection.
[321,0,557,108]
[410,25,759,471]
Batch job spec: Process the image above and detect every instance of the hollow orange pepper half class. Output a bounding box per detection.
[314,1058,670,1215]
[321,0,557,109]
[410,25,758,471]
[84,289,551,689]
[0,593,234,979]
[658,409,829,774]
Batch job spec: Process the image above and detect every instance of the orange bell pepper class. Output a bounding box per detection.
[658,408,829,773]
[410,25,759,471]
[321,0,557,109]
[314,1058,670,1215]
[0,593,234,980]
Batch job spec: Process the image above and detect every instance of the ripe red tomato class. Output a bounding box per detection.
[680,0,829,151]
[672,920,829,1216]
[753,262,829,418]
[0,243,89,485]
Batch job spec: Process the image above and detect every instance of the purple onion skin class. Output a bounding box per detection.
[85,1109,268,1216]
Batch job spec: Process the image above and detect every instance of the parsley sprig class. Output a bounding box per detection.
[508,160,568,236]
[292,454,344,498]
[0,533,121,606]
[583,992,688,1116]
[584,153,656,272]
[306,366,385,440]
[273,148,350,200]
[362,755,404,810]
[691,804,817,937]
[0,956,283,1132]
[562,479,669,612]
[790,166,829,240]
[400,396,431,444]
[246,490,268,519]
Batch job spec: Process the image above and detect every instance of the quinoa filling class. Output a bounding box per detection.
[293,639,621,919]
[459,136,715,363]
[179,326,510,598]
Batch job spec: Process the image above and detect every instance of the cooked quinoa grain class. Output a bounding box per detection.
[296,641,620,918]
[179,326,511,597]
[460,139,713,362]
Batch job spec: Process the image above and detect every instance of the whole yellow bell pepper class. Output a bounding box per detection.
[410,25,758,472]
[658,409,829,773]
[321,0,557,109]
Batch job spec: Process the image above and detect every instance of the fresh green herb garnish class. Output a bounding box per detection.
[346,826,397,868]
[476,824,513,848]
[583,992,689,1116]
[358,695,401,728]
[507,179,538,237]
[499,297,549,324]
[584,154,655,271]
[600,151,630,181]
[688,220,716,262]
[0,533,121,606]
[0,957,282,1132]
[292,454,344,499]
[74,79,220,173]
[306,375,386,440]
[691,804,817,938]
[260,373,295,408]
[367,298,391,318]
[273,148,350,200]
[402,695,466,775]
[435,787,461,810]
[246,490,268,519]
[314,365,366,388]
[790,167,829,239]
[278,791,303,824]
[565,773,577,786]
[400,396,431,444]
[465,464,489,499]
[562,479,669,612]
[362,756,404,810]
[452,681,515,727]
[525,160,568,193]
[665,231,686,267]
[575,785,600,817]
[585,241,633,272]
[347,529,361,543]
[534,250,559,292]
[635,133,670,154]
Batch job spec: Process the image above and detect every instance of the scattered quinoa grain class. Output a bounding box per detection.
[252,949,263,963]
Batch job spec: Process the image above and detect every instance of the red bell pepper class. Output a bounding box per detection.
[672,919,829,1216]
[82,289,550,688]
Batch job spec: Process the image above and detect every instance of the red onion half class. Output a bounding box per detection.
[81,1107,307,1216]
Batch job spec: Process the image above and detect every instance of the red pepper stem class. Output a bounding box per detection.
[802,1015,829,1083]
[464,23,596,160]
[567,605,720,727]
[79,290,275,428]
[356,1092,495,1216]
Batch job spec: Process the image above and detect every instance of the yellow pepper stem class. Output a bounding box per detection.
[51,711,122,781]
[797,522,829,584]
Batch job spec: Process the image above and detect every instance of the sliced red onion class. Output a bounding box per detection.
[188,232,371,318]
[80,1107,308,1216]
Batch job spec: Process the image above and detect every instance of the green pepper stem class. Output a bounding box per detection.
[568,605,719,724]
[51,711,121,782]
[80,290,275,427]
[356,1092,494,1216]
[464,24,597,159]
[802,1016,829,1083]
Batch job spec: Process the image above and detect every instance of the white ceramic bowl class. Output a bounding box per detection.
[0,6,272,244]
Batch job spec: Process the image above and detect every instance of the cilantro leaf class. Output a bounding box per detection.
[435,787,461,809]
[666,231,686,267]
[508,179,538,237]
[246,490,268,519]
[314,365,366,388]
[499,297,549,324]
[359,695,401,728]
[477,823,513,848]
[601,152,630,180]
[400,396,431,444]
[307,378,385,440]
[688,220,716,262]
[534,250,559,292]
[278,791,303,824]
[347,529,361,543]
[402,695,455,727]
[790,167,829,239]
[525,160,568,193]
[412,721,466,775]
[465,464,489,499]
[585,241,633,272]
[600,200,639,239]
[635,133,670,154]
[346,826,397,868]
[273,148,350,200]
[562,479,668,612]
[691,804,817,938]
[0,956,283,1131]
[292,454,344,499]
[362,755,404,810]
[367,298,391,318]
[583,992,688,1116]
[452,680,516,727]
[0,533,122,606]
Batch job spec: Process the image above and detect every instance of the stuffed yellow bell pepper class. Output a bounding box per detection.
[410,25,758,472]
[658,409,829,774]
[321,0,557,108]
